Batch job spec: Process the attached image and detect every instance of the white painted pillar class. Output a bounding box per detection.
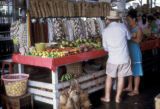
[52,70,59,109]
[18,64,24,74]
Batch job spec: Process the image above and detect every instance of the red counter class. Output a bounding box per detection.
[12,50,107,71]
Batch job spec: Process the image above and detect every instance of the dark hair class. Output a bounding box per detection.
[127,9,137,21]
[142,14,147,25]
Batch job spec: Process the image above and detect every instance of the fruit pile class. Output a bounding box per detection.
[5,80,27,97]
[28,37,102,58]
[59,38,102,48]
[60,73,73,82]
[29,47,80,58]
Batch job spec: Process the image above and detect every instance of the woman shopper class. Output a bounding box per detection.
[124,9,143,96]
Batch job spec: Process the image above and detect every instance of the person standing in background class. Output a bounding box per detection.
[101,10,132,103]
[147,15,158,35]
[124,9,143,96]
[154,13,160,34]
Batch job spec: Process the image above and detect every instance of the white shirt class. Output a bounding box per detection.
[102,22,131,64]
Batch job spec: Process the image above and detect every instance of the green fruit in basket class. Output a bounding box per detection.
[64,74,69,81]
[68,73,72,79]
[67,74,71,80]
[67,74,70,79]
[67,73,72,80]
[61,75,65,81]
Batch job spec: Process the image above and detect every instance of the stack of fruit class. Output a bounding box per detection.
[59,37,102,49]
[60,73,73,82]
[27,37,102,58]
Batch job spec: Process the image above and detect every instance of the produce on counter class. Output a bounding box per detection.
[59,37,102,49]
[26,37,102,58]
[29,47,79,58]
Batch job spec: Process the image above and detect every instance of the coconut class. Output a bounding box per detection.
[80,90,88,101]
[66,97,74,109]
[69,90,80,109]
[60,91,68,105]
[81,99,91,109]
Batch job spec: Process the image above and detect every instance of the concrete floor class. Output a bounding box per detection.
[34,77,160,109]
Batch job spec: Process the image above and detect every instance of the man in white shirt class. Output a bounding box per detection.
[101,10,132,103]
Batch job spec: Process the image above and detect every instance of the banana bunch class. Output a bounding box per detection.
[61,73,73,82]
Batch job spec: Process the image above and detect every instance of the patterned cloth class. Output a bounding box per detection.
[10,21,28,48]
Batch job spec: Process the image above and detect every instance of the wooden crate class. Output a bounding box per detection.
[1,93,34,109]
[27,70,106,104]
[66,62,82,78]
[155,94,160,109]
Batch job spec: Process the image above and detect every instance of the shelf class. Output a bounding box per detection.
[28,69,106,104]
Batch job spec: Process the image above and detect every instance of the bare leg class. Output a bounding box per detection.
[124,76,133,91]
[101,75,112,102]
[115,77,124,103]
[134,76,140,92]
[128,76,140,96]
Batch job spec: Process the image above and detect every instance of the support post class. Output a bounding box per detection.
[52,70,59,109]
[18,64,24,74]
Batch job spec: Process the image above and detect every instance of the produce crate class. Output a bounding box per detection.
[66,62,82,78]
[155,93,160,109]
[1,93,34,109]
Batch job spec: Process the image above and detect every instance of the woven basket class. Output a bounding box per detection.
[66,62,82,78]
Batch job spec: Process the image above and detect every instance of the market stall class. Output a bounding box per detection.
[6,0,160,109]
[12,49,107,109]
[11,36,160,109]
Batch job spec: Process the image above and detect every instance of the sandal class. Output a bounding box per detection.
[101,97,110,103]
[128,91,139,96]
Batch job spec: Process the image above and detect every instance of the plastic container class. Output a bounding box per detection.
[2,74,29,97]
[35,43,45,51]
